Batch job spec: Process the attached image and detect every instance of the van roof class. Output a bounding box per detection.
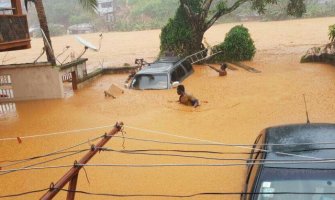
[264,123,335,169]
[136,57,184,75]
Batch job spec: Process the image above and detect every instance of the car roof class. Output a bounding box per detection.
[136,57,184,75]
[156,56,181,63]
[263,123,335,169]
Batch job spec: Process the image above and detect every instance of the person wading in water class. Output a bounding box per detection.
[207,63,228,76]
[177,85,199,108]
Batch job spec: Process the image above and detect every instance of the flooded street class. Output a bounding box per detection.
[1,17,335,199]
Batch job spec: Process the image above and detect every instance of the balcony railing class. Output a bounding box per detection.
[0,14,31,51]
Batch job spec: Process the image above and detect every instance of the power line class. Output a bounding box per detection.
[3,158,335,174]
[0,188,49,198]
[98,147,335,162]
[0,125,114,141]
[0,165,73,174]
[123,125,322,160]
[0,149,88,176]
[114,134,335,147]
[2,188,335,199]
[77,160,335,168]
[0,150,83,164]
[0,135,103,168]
[54,188,335,197]
[103,147,253,155]
[2,123,335,147]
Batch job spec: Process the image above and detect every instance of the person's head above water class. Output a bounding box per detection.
[221,63,228,70]
[177,85,185,95]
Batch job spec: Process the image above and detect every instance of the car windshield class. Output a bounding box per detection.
[254,168,335,200]
[131,74,168,90]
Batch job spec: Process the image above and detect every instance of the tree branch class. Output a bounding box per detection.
[205,0,249,30]
[180,0,194,19]
[201,0,214,21]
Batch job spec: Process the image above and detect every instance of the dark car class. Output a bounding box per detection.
[242,123,335,200]
[129,57,193,90]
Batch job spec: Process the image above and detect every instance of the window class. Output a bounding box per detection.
[176,66,186,80]
[101,2,112,8]
[131,74,168,90]
[0,75,14,99]
[256,168,335,200]
[182,61,193,72]
[171,70,178,83]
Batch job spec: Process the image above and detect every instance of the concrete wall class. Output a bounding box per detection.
[0,62,64,101]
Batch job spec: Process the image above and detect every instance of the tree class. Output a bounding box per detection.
[25,0,97,65]
[161,0,306,56]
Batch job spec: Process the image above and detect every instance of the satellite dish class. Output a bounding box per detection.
[75,36,98,51]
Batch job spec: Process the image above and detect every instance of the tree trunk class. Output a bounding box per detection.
[34,0,56,65]
[190,29,205,54]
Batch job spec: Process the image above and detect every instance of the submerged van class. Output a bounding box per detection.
[129,57,194,90]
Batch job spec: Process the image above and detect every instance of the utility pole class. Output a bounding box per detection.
[40,122,124,200]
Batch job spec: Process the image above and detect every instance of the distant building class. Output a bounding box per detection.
[97,0,115,23]
[317,0,331,4]
[67,23,94,35]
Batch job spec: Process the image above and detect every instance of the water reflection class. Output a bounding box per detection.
[0,102,17,119]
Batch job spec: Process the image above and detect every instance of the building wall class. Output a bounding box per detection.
[97,0,114,15]
[0,62,64,101]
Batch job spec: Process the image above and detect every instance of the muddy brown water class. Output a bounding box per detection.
[1,17,335,199]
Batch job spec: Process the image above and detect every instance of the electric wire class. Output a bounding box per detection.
[3,158,335,174]
[98,147,335,162]
[114,135,335,147]
[123,125,323,160]
[2,188,335,199]
[1,123,335,146]
[77,159,335,168]
[0,149,88,176]
[0,150,83,164]
[0,135,103,168]
[0,165,73,173]
[0,125,113,141]
[0,188,49,199]
[54,188,335,197]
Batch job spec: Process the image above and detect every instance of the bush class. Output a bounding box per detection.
[329,24,335,42]
[214,25,256,62]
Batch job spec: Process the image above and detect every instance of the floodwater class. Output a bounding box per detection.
[1,17,335,199]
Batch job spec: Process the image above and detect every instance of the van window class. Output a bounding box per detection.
[176,66,186,80]
[171,70,178,82]
[131,74,168,90]
[182,61,192,72]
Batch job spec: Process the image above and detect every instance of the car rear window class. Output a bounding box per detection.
[131,74,168,90]
[253,168,335,200]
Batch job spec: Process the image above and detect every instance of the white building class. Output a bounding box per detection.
[97,0,114,22]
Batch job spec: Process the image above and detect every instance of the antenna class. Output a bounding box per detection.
[34,28,62,65]
[303,94,310,124]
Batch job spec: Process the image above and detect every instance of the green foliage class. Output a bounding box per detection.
[329,24,335,42]
[78,0,97,12]
[160,0,203,56]
[114,0,178,31]
[160,8,193,56]
[214,25,256,62]
[287,0,306,17]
